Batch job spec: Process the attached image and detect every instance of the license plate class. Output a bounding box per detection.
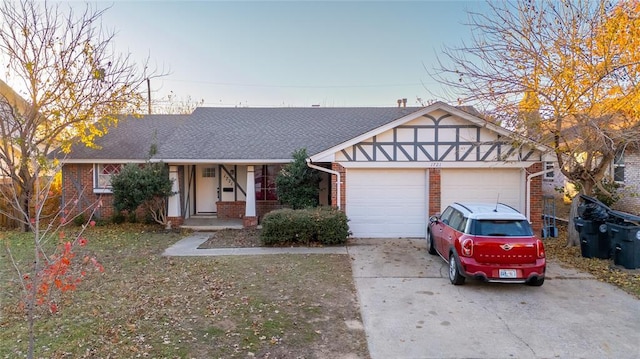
[499,269,517,279]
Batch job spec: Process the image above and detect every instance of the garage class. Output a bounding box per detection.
[440,168,525,213]
[346,169,427,238]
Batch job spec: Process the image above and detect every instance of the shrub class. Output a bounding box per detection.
[110,161,174,227]
[275,148,321,209]
[260,207,349,246]
[72,214,86,227]
[314,207,350,245]
[110,212,126,224]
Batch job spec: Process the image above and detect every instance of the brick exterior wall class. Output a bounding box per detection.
[614,150,640,215]
[331,163,347,210]
[526,162,544,236]
[167,216,184,226]
[428,169,441,216]
[62,164,116,221]
[216,200,284,223]
[216,201,245,219]
[256,201,285,220]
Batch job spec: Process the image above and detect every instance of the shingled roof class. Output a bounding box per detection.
[65,107,423,162]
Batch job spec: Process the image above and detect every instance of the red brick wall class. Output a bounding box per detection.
[428,169,441,216]
[62,164,116,220]
[256,201,284,220]
[527,162,544,235]
[331,163,346,210]
[216,201,245,219]
[167,216,184,226]
[216,200,284,222]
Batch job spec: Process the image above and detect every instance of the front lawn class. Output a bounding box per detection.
[0,224,368,358]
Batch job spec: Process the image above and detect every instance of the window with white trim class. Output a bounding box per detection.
[94,163,122,193]
[614,151,625,183]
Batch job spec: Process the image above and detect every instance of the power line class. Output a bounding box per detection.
[160,78,433,89]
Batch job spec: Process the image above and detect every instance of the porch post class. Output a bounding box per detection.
[167,166,183,228]
[167,166,181,222]
[244,165,258,227]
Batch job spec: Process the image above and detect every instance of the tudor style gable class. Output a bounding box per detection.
[337,109,544,164]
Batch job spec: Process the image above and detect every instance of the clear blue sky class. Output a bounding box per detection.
[94,0,487,108]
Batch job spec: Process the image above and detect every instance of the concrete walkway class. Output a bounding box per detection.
[162,232,348,256]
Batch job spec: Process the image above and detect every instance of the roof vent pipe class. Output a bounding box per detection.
[402,98,407,107]
[397,99,402,107]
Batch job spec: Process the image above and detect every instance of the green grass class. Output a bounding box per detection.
[1,224,368,358]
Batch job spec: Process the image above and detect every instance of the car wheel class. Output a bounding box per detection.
[426,229,437,255]
[448,253,465,285]
[526,277,545,286]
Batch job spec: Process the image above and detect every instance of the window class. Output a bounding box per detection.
[614,151,625,183]
[448,210,465,232]
[440,206,455,224]
[202,167,215,178]
[255,165,282,200]
[94,163,122,193]
[471,220,533,236]
[544,161,554,180]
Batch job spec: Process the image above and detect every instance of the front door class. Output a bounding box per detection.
[195,165,218,214]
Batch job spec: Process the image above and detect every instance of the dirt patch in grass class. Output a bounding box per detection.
[197,228,333,249]
[198,228,262,248]
[1,225,369,358]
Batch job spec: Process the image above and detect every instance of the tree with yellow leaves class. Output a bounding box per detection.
[0,0,150,231]
[431,0,640,246]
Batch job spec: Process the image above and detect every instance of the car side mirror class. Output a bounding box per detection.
[429,215,440,223]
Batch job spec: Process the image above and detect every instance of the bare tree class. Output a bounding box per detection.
[153,90,205,114]
[430,0,640,245]
[0,0,150,231]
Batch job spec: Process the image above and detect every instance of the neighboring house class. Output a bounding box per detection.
[610,147,639,214]
[542,147,640,215]
[60,101,555,238]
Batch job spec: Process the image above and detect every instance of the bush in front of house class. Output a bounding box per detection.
[260,207,350,246]
[275,148,322,209]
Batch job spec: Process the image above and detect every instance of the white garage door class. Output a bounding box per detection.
[346,169,426,238]
[440,168,524,213]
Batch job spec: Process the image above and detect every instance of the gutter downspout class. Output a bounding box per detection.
[306,160,341,210]
[526,167,555,221]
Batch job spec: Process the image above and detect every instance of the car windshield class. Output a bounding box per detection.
[470,219,533,236]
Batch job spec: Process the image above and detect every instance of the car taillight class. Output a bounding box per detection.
[461,238,474,257]
[536,239,545,258]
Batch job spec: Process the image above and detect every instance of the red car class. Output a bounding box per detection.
[427,202,546,286]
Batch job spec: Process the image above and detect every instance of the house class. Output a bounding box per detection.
[60,101,555,238]
[613,147,640,214]
[541,146,640,216]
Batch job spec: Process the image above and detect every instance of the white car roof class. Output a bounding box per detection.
[450,202,527,220]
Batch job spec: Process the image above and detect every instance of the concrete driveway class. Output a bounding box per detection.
[348,238,640,359]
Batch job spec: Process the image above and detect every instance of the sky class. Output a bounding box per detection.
[88,1,488,109]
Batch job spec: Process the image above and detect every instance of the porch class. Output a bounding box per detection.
[180,215,244,231]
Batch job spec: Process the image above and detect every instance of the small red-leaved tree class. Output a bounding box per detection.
[3,167,106,359]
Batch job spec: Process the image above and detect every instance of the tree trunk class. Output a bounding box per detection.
[566,195,581,246]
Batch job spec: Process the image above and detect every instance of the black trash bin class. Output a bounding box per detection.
[575,217,611,259]
[575,195,612,259]
[607,210,640,269]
